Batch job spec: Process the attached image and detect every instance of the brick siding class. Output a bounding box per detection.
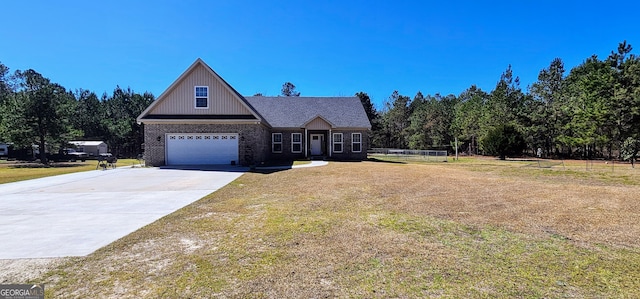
[143,123,269,166]
[143,124,368,166]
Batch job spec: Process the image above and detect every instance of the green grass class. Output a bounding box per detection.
[257,159,312,167]
[0,158,142,184]
[292,160,312,166]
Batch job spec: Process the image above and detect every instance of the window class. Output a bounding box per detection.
[352,133,362,152]
[195,86,208,108]
[332,133,343,153]
[272,133,282,153]
[291,133,302,153]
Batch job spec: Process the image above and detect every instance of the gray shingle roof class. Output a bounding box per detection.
[244,96,371,129]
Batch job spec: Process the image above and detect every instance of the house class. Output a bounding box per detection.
[136,58,371,166]
[69,141,108,157]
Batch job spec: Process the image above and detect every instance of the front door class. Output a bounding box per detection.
[310,134,323,155]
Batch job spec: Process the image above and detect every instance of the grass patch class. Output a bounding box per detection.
[0,161,96,184]
[293,160,312,166]
[257,159,312,167]
[0,158,142,184]
[38,159,640,298]
[377,212,640,297]
[451,157,640,186]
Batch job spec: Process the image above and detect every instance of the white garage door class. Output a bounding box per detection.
[166,133,238,165]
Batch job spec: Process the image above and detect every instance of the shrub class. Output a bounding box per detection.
[481,124,526,160]
[621,137,639,168]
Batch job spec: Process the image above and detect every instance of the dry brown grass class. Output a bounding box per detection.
[393,160,640,248]
[39,158,640,298]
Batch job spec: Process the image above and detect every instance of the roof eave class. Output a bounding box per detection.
[333,127,372,130]
[139,119,265,125]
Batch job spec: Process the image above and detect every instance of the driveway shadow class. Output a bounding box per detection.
[159,165,249,173]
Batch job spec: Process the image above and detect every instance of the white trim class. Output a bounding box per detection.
[272,133,283,153]
[351,133,362,153]
[332,132,343,153]
[291,133,302,153]
[194,86,209,109]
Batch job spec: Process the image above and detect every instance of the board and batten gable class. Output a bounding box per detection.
[137,59,262,122]
[305,116,333,130]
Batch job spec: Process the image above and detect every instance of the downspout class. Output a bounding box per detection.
[329,129,332,158]
[304,128,308,158]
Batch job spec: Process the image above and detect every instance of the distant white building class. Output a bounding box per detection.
[69,141,108,157]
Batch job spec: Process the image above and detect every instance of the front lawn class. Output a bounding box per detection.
[39,158,640,298]
[0,159,142,184]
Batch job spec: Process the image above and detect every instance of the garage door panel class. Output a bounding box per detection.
[166,133,238,165]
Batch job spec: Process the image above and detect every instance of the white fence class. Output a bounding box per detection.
[368,148,448,162]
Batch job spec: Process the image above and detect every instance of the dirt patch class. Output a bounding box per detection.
[0,258,69,284]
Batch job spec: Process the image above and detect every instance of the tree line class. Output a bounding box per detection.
[1,41,638,164]
[0,64,153,163]
[357,41,640,162]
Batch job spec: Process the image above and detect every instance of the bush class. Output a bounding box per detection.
[481,124,526,160]
[621,137,639,168]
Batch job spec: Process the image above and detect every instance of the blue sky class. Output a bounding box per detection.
[1,1,638,109]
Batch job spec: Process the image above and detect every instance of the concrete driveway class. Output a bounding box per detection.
[0,166,244,259]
